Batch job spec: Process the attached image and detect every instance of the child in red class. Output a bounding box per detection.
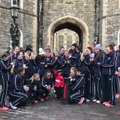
[54,69,64,100]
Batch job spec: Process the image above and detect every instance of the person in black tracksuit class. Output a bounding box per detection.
[42,70,54,100]
[80,51,91,101]
[34,55,45,78]
[101,46,115,106]
[69,67,85,104]
[115,47,120,95]
[69,45,80,68]
[14,52,27,74]
[29,73,45,102]
[9,67,28,109]
[0,53,11,109]
[51,52,64,73]
[93,48,103,103]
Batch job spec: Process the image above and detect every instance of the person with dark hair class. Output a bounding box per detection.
[9,67,28,110]
[9,46,20,67]
[34,55,45,78]
[51,51,63,72]
[0,52,11,111]
[80,48,91,102]
[42,70,54,100]
[114,45,120,98]
[101,45,116,107]
[62,51,71,78]
[44,48,53,71]
[69,67,85,105]
[24,47,36,80]
[69,43,80,67]
[14,51,28,74]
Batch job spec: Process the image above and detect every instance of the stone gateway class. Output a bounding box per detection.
[0,0,120,54]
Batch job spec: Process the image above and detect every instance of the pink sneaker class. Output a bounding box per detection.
[33,100,39,104]
[103,102,113,107]
[78,97,85,105]
[115,94,120,99]
[40,98,45,102]
[0,106,9,111]
[45,97,49,100]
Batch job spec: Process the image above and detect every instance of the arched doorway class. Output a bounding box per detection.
[48,16,89,51]
[53,22,83,50]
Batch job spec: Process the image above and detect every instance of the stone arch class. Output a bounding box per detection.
[48,16,89,50]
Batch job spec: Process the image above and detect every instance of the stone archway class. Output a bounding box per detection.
[48,16,89,50]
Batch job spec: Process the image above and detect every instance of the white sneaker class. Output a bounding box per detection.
[9,102,17,110]
[86,99,90,102]
[96,100,101,104]
[93,99,97,102]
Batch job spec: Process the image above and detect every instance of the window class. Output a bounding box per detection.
[67,35,72,49]
[58,35,64,48]
[11,0,23,9]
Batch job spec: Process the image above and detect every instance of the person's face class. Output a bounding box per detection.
[34,75,40,81]
[14,47,20,53]
[60,48,65,54]
[105,47,111,54]
[58,72,62,75]
[71,46,75,50]
[18,52,23,59]
[94,49,99,54]
[64,51,69,57]
[54,52,58,57]
[46,72,51,79]
[27,51,31,56]
[20,70,25,77]
[3,55,9,61]
[70,69,75,78]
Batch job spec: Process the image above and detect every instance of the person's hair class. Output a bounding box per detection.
[106,44,114,51]
[119,45,120,51]
[76,68,81,73]
[44,69,51,78]
[13,46,19,50]
[1,52,9,58]
[31,73,40,81]
[17,67,25,74]
[71,67,77,76]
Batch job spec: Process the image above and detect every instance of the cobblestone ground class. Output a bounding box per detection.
[0,88,120,120]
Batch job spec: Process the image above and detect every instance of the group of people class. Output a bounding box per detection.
[0,43,120,111]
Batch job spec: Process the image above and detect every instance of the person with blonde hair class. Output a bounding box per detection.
[69,67,85,105]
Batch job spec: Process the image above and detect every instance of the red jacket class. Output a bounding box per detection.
[54,75,64,88]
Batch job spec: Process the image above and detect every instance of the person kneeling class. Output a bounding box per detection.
[42,70,53,100]
[9,67,28,110]
[69,67,85,105]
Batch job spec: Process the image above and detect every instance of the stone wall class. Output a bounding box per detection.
[101,0,120,48]
[43,0,95,49]
[0,0,38,54]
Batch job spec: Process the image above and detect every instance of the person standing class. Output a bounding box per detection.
[101,45,115,107]
[0,52,11,111]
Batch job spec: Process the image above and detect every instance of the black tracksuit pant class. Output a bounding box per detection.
[101,75,115,105]
[93,76,102,100]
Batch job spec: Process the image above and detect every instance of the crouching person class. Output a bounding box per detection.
[69,67,85,105]
[9,67,28,110]
[29,73,45,103]
[42,70,53,100]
